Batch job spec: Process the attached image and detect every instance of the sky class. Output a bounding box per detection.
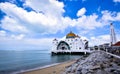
[0,0,120,50]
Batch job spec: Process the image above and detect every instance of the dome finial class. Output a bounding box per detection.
[110,23,113,25]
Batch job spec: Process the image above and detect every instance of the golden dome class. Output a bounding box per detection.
[66,31,76,38]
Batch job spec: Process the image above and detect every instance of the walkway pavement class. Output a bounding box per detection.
[106,52,120,59]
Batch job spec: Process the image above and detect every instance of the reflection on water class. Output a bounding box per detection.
[51,55,71,63]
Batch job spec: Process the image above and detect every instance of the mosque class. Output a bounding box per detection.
[51,31,90,54]
[51,23,119,55]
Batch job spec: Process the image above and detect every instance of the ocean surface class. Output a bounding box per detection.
[0,50,82,74]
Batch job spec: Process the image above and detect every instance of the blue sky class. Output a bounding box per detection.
[0,0,120,50]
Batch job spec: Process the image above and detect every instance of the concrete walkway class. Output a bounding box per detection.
[106,52,120,59]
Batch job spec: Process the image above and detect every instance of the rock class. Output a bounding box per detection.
[115,69,120,74]
[96,70,108,74]
[90,65,100,70]
[110,68,115,72]
[75,67,82,74]
[63,51,120,74]
[81,69,88,74]
[113,70,120,74]
[65,66,72,73]
[75,70,82,74]
[70,63,78,73]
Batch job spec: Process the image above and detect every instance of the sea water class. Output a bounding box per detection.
[0,50,82,74]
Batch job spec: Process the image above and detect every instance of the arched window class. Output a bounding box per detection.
[68,39,69,41]
[79,47,81,50]
[76,39,77,41]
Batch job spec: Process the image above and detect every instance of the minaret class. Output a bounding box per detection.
[52,38,58,51]
[110,23,117,45]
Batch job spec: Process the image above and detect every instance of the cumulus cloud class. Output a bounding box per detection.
[89,34,120,46]
[24,0,65,15]
[63,13,104,32]
[0,0,120,49]
[101,10,120,22]
[11,34,25,40]
[1,16,29,33]
[1,1,119,36]
[0,30,6,37]
[77,8,86,17]
[0,1,103,36]
[89,35,110,46]
[0,1,66,35]
[76,14,102,30]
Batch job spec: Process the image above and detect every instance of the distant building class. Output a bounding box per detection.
[110,41,120,56]
[99,43,110,49]
[112,41,120,49]
[51,31,90,54]
[110,23,117,45]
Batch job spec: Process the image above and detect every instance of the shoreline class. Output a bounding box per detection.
[17,59,76,74]
[13,63,60,74]
[13,51,120,74]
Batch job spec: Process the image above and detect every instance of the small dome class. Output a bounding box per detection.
[53,38,58,41]
[66,31,76,38]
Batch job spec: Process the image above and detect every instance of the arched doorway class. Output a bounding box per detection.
[57,41,70,50]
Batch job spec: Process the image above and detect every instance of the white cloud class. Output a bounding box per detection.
[62,17,76,27]
[115,12,120,21]
[24,0,64,16]
[89,35,110,46]
[11,34,25,40]
[101,11,115,22]
[113,0,120,2]
[1,1,119,37]
[76,14,103,30]
[77,8,86,17]
[89,34,120,46]
[65,10,120,34]
[75,10,120,35]
[0,30,6,37]
[0,0,120,50]
[0,31,25,40]
[116,34,120,41]
[63,13,104,32]
[0,1,66,35]
[101,10,120,22]
[0,38,53,50]
[1,16,29,33]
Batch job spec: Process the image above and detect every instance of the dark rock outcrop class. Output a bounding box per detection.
[63,51,120,74]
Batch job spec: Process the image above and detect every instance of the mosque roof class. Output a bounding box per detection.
[66,31,76,38]
[112,41,120,46]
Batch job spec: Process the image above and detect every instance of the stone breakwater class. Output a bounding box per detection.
[63,51,120,74]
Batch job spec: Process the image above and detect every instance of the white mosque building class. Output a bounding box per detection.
[51,31,90,54]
